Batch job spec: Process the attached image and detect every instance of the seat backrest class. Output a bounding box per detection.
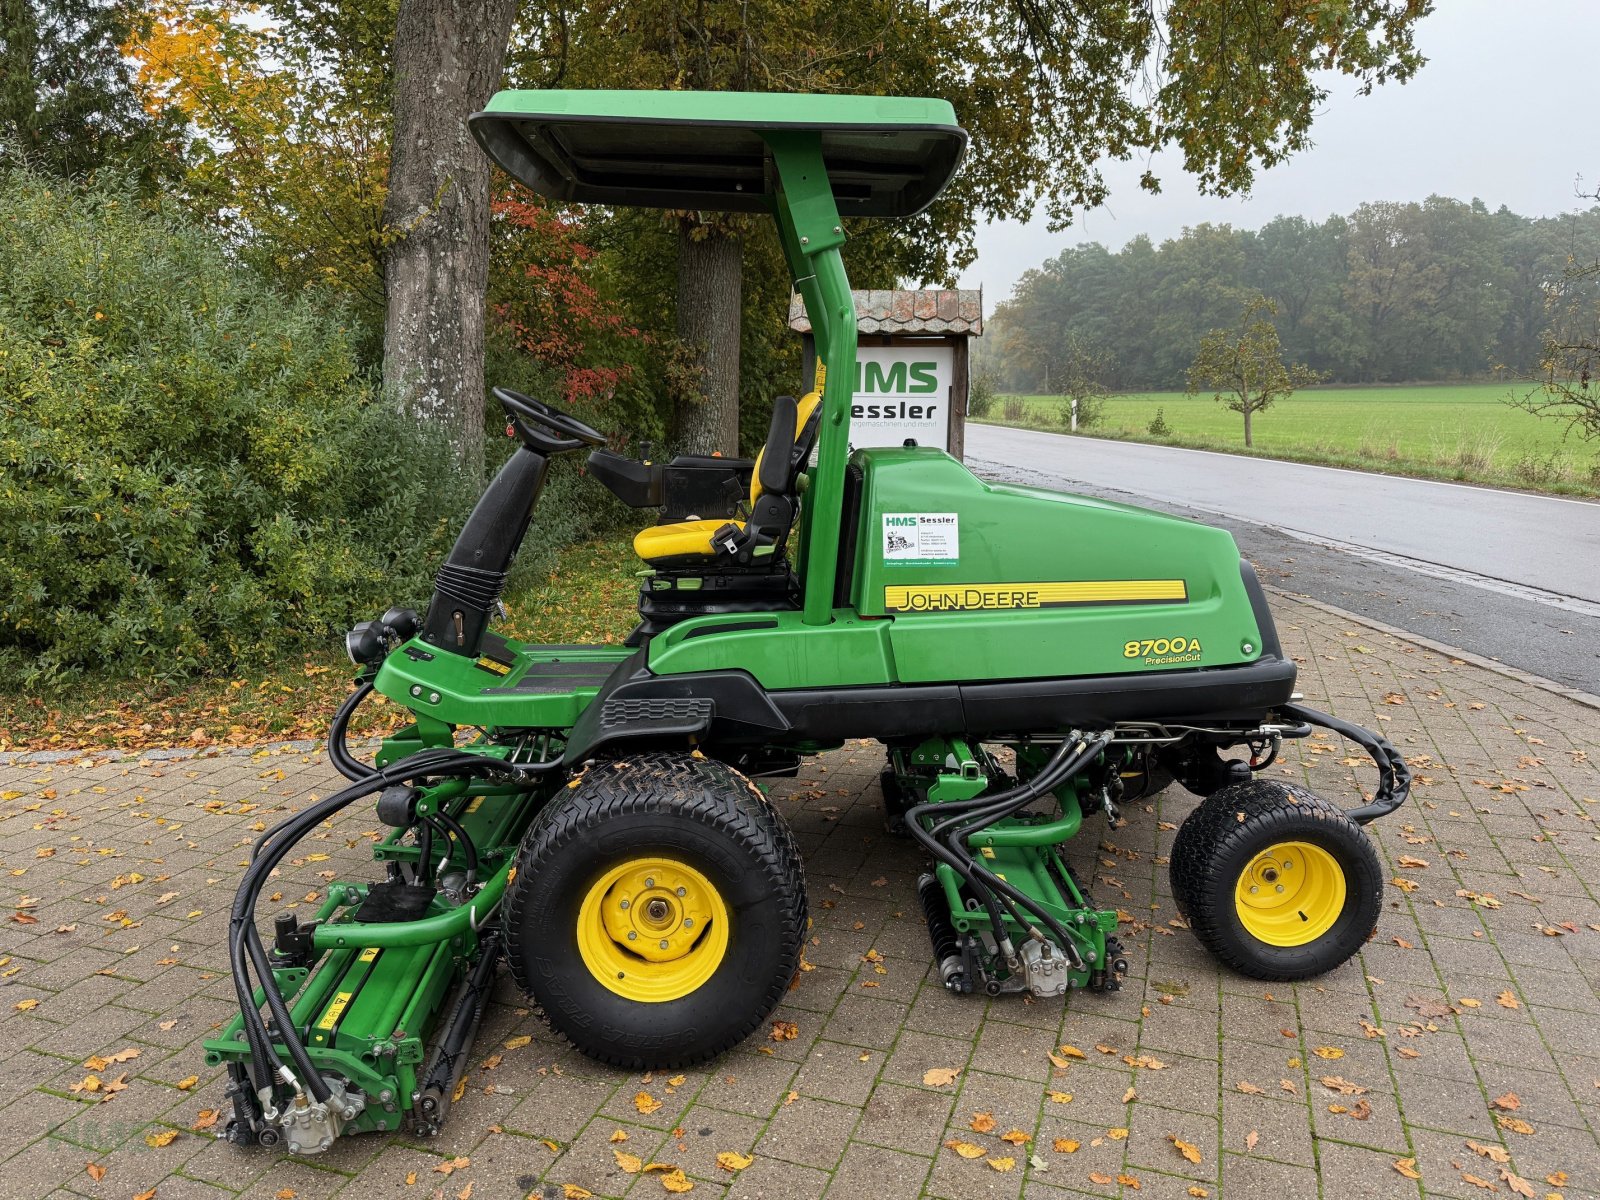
[750,391,822,505]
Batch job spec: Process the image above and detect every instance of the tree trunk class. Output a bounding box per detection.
[382,0,518,476]
[1242,402,1254,447]
[675,221,743,455]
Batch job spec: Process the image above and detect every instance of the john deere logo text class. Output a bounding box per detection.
[884,580,1188,613]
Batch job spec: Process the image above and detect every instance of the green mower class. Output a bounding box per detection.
[209,90,1409,1155]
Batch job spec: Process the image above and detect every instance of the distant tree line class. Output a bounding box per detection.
[984,198,1600,391]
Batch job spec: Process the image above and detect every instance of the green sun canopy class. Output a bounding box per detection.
[469,89,966,218]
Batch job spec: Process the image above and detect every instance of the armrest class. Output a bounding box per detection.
[587,448,661,508]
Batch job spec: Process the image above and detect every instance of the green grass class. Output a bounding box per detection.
[981,383,1600,495]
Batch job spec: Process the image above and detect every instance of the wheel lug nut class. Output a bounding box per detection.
[676,887,686,897]
[1275,884,1285,893]
[659,939,669,950]
[1249,886,1258,894]
[619,899,630,910]
[627,931,637,941]
[683,918,694,929]
[644,877,655,888]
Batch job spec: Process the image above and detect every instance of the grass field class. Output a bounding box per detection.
[981,382,1600,495]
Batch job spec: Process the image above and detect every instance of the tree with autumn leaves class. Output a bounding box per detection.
[21,0,1433,467]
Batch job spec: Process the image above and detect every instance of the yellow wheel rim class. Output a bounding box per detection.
[1233,840,1345,947]
[576,856,730,1003]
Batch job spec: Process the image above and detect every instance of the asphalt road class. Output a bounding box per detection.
[966,423,1600,695]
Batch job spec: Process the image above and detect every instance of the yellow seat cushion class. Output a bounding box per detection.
[633,518,744,562]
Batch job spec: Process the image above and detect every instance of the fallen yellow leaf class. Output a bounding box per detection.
[923,1067,961,1087]
[634,1091,663,1115]
[145,1128,179,1148]
[715,1151,752,1171]
[615,1150,643,1174]
[944,1139,986,1159]
[987,1156,1015,1173]
[176,1075,199,1090]
[660,1168,694,1193]
[1052,1138,1080,1153]
[1312,1046,1344,1060]
[1170,1135,1202,1164]
[562,1187,593,1199]
[969,1111,996,1133]
[85,1164,107,1182]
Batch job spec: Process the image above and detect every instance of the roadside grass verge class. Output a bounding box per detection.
[1,535,642,755]
[982,384,1600,497]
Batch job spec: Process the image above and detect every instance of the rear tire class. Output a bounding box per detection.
[1169,779,1380,980]
[503,753,806,1068]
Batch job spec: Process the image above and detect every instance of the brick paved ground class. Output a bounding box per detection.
[0,594,1596,1200]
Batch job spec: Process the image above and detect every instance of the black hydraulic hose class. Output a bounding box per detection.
[231,742,568,1109]
[248,746,464,864]
[1281,702,1412,823]
[414,818,434,887]
[905,734,1112,973]
[229,748,484,1103]
[904,735,1099,962]
[328,681,379,782]
[230,775,378,1100]
[926,735,1104,845]
[428,809,479,884]
[942,735,1114,968]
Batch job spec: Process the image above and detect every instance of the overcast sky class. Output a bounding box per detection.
[958,0,1600,303]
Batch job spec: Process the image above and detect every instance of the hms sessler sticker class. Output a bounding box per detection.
[882,512,959,565]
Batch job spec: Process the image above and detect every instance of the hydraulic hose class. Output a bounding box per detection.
[904,733,1113,974]
[1281,702,1412,823]
[328,680,379,782]
[428,809,479,884]
[905,736,1093,961]
[231,733,569,1114]
[229,747,487,1104]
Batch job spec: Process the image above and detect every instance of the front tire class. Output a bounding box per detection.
[503,753,806,1068]
[1169,779,1381,980]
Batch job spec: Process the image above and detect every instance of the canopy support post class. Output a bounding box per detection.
[764,132,856,627]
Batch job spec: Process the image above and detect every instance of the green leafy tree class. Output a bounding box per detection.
[1516,205,1600,448]
[519,0,1429,453]
[1187,296,1323,447]
[0,0,182,185]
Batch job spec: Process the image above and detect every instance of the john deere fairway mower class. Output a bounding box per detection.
[208,90,1409,1154]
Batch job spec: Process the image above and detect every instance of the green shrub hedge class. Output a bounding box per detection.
[0,167,472,684]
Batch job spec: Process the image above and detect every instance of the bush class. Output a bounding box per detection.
[1002,397,1026,423]
[0,167,474,684]
[1147,408,1172,437]
[967,369,997,419]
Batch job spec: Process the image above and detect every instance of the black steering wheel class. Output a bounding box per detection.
[493,387,608,454]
